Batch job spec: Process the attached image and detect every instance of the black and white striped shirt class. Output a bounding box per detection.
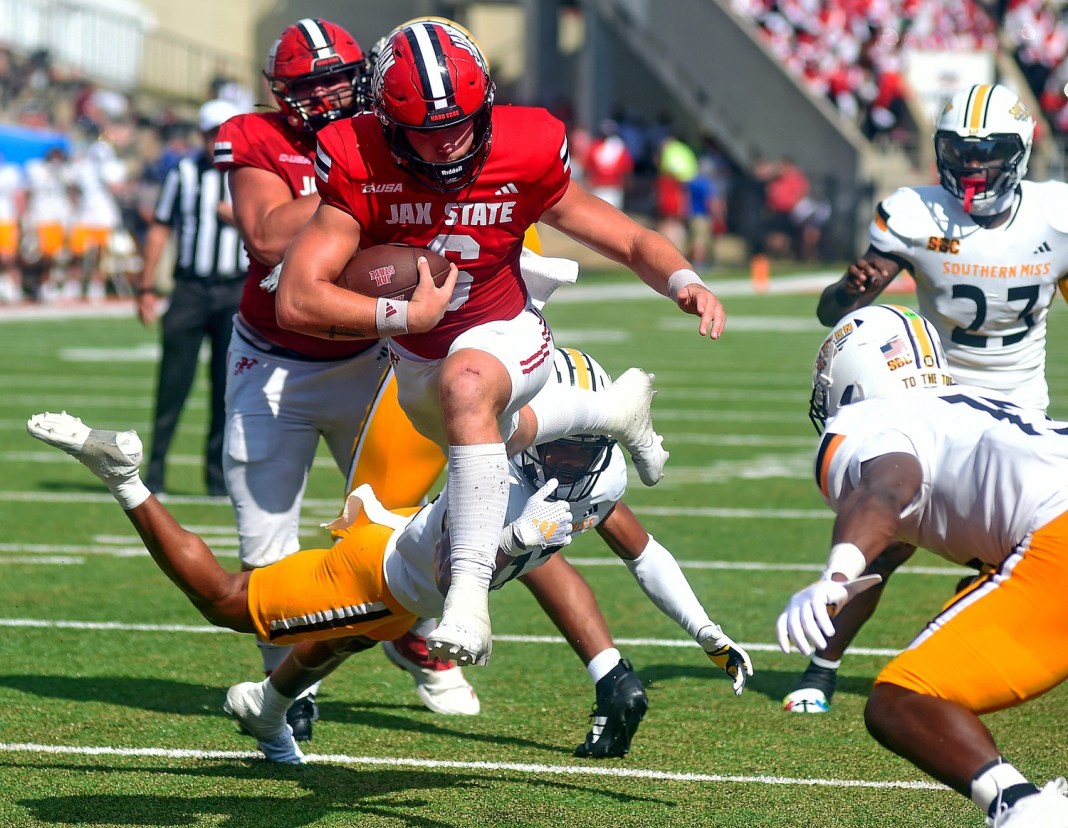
[153,152,248,280]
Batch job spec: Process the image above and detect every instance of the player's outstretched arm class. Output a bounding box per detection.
[777,452,921,655]
[816,247,903,326]
[596,502,753,693]
[25,412,256,634]
[541,181,725,340]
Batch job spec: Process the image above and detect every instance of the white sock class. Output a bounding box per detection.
[586,648,622,684]
[262,676,296,719]
[530,385,610,443]
[445,443,509,587]
[409,617,438,638]
[970,758,1036,816]
[812,655,842,670]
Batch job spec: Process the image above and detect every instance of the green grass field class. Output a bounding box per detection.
[1,270,1067,827]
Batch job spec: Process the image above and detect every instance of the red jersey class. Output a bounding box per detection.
[315,105,571,359]
[214,111,374,359]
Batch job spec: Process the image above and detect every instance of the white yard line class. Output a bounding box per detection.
[0,541,964,579]
[0,617,913,659]
[0,741,948,791]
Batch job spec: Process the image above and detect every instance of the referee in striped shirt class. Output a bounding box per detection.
[137,98,248,497]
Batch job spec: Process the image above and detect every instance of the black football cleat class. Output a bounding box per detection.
[574,659,648,759]
[286,696,319,742]
[782,660,839,713]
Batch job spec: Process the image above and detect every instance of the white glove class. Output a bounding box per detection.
[776,575,883,656]
[500,478,573,556]
[697,624,754,696]
[259,262,283,293]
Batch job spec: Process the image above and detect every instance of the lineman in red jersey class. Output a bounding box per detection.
[213,18,468,738]
[276,20,726,667]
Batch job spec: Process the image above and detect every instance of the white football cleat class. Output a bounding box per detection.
[426,576,493,666]
[426,617,492,667]
[27,411,142,484]
[990,778,1068,827]
[383,633,481,715]
[603,368,667,486]
[223,680,305,765]
[782,687,831,714]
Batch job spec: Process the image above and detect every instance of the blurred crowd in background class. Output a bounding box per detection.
[0,43,253,305]
[731,0,1068,143]
[0,0,1066,305]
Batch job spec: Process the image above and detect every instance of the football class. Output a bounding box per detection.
[336,244,452,302]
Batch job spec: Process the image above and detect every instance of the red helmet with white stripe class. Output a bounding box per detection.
[371,19,495,191]
[265,18,367,132]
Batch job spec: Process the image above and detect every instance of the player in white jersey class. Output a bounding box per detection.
[25,351,750,765]
[22,147,73,302]
[67,138,126,301]
[788,83,1068,713]
[777,304,1068,827]
[0,161,24,303]
[818,83,1066,409]
[223,349,752,762]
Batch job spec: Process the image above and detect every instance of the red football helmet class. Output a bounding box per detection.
[372,20,495,191]
[264,18,368,132]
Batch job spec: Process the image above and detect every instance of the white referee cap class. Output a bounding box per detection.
[197,98,240,132]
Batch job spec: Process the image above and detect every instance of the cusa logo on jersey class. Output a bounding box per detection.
[362,183,404,193]
[370,265,396,286]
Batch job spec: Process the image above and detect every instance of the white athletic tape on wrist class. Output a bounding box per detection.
[375,297,409,337]
[667,269,706,302]
[114,479,151,510]
[823,542,867,582]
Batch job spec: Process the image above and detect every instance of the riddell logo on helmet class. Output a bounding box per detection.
[369,265,396,286]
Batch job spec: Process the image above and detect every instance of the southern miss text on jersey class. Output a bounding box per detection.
[815,385,1068,569]
[315,105,571,360]
[385,445,628,619]
[870,182,1068,401]
[214,111,375,360]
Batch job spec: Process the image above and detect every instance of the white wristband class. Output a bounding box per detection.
[823,542,867,581]
[667,268,706,302]
[375,297,409,337]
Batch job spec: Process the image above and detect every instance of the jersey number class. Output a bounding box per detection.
[428,234,476,311]
[950,284,1039,347]
[941,393,1068,436]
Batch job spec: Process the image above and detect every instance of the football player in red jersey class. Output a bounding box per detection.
[276,20,726,668]
[213,17,473,739]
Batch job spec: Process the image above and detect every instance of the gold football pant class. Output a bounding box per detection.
[247,521,417,645]
[876,510,1068,713]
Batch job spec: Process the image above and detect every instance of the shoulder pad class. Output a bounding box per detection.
[875,186,947,239]
[1026,181,1068,234]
